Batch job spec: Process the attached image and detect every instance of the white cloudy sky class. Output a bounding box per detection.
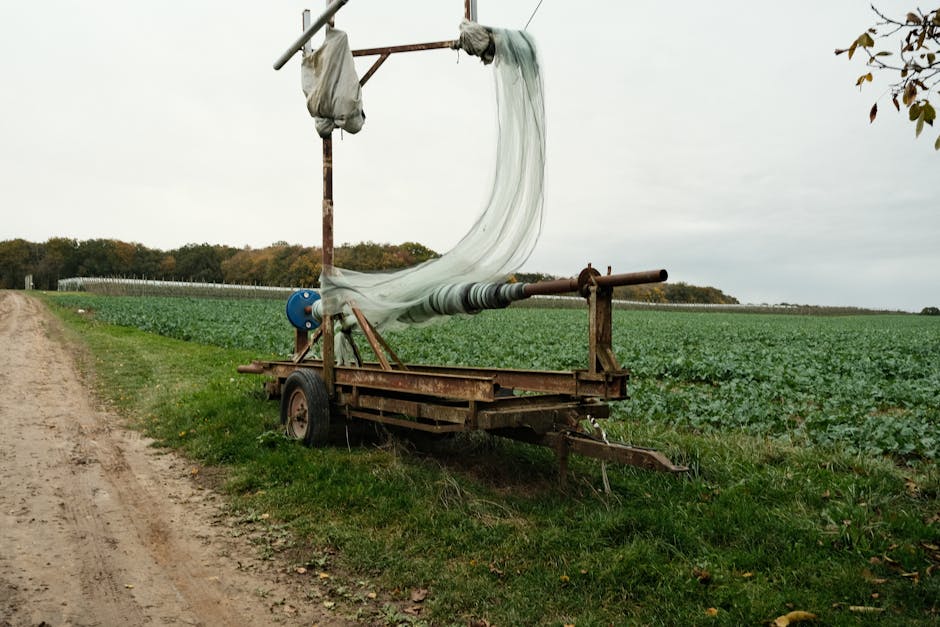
[2,1,938,310]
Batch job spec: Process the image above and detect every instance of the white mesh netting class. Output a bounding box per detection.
[319,27,545,331]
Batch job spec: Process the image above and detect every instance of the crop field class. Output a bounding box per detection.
[50,293,940,461]
[42,292,940,624]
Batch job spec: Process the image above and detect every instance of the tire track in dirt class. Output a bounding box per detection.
[1,292,351,626]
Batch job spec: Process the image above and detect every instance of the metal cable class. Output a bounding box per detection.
[524,0,546,30]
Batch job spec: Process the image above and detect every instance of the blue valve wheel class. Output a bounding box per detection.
[286,289,321,330]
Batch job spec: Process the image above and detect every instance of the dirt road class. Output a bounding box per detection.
[0,292,346,626]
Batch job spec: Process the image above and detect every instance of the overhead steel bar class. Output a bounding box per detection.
[273,0,350,70]
[351,40,457,57]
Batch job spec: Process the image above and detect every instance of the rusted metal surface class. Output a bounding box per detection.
[339,391,469,424]
[588,282,620,374]
[321,136,335,394]
[522,268,667,298]
[338,366,496,401]
[552,433,688,473]
[351,40,457,57]
[593,268,668,290]
[237,359,687,472]
[359,52,390,86]
[406,364,627,399]
[292,326,323,364]
[237,362,265,375]
[503,430,688,473]
[264,0,682,475]
[344,409,468,433]
[251,361,498,402]
[476,402,590,432]
[245,359,628,399]
[294,327,309,357]
[351,307,391,371]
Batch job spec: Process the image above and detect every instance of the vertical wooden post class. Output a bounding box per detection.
[295,327,309,355]
[587,277,620,374]
[319,0,337,395]
[588,284,599,374]
[595,285,613,368]
[321,136,335,394]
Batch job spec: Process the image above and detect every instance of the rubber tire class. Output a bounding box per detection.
[280,370,330,446]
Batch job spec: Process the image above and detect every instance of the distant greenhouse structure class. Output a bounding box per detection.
[57,277,298,299]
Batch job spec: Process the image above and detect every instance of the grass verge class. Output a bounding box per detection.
[42,296,940,626]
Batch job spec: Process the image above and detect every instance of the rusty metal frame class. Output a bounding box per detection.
[317,2,473,394]
[258,4,689,476]
[237,262,687,473]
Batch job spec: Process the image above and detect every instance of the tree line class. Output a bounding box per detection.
[0,237,739,304]
[0,238,438,291]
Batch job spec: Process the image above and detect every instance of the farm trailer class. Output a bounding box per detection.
[238,266,687,475]
[239,2,687,477]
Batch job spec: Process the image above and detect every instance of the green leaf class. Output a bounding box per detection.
[875,51,893,57]
[925,102,937,124]
[916,113,925,137]
[934,134,940,150]
[858,33,876,48]
[909,103,922,121]
[848,41,858,60]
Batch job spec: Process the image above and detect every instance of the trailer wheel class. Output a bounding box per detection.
[280,370,330,446]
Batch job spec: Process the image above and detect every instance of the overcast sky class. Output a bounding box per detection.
[2,1,938,311]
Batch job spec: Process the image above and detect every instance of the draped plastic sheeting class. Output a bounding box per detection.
[301,28,365,138]
[320,28,545,331]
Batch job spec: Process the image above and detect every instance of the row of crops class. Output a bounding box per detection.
[50,293,940,460]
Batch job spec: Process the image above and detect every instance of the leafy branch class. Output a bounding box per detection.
[836,5,940,150]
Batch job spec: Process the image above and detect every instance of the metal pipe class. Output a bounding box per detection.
[359,53,390,86]
[522,269,667,297]
[595,268,668,289]
[308,268,667,329]
[351,40,457,57]
[273,0,350,70]
[302,10,313,55]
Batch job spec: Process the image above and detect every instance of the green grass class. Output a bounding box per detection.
[41,294,940,625]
